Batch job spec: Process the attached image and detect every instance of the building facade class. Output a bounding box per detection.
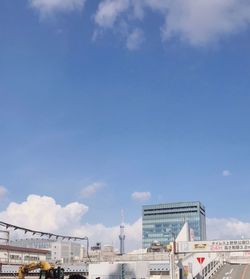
[10,239,83,263]
[142,201,206,248]
[0,244,48,266]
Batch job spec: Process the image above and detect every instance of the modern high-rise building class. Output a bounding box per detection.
[142,201,206,248]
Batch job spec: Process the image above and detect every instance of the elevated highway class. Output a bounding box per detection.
[211,264,250,279]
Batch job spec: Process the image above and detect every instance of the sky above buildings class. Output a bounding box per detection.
[1,0,250,250]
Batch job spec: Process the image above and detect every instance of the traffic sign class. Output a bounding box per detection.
[197,257,205,264]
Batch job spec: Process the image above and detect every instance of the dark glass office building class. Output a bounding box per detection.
[142,201,206,248]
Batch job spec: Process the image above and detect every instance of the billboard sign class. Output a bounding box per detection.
[176,239,250,254]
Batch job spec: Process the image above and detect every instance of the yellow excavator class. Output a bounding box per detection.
[18,261,64,279]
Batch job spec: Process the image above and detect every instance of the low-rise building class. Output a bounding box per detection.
[0,244,48,266]
[11,239,84,263]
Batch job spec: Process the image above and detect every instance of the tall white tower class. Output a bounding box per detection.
[119,210,125,255]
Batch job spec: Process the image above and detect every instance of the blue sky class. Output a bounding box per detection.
[1,0,250,245]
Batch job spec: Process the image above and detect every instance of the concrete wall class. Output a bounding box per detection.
[89,261,153,279]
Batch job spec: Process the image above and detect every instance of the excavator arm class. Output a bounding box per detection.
[18,261,54,279]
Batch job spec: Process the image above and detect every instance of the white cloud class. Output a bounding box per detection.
[80,182,104,198]
[131,191,151,202]
[0,194,88,233]
[94,0,130,28]
[0,186,7,200]
[160,0,250,46]
[94,0,250,46]
[126,28,144,50]
[207,218,250,240]
[0,195,141,251]
[28,0,250,47]
[222,170,232,176]
[29,0,86,15]
[72,218,142,251]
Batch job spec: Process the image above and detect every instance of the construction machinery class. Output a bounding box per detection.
[18,261,64,279]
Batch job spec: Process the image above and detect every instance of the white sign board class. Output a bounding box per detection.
[176,239,250,253]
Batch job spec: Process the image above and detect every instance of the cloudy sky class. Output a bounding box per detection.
[1,0,250,250]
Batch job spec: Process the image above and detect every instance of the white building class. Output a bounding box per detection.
[88,261,170,279]
[11,239,84,263]
[0,244,48,267]
[51,241,82,263]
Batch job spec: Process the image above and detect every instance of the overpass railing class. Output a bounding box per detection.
[202,257,224,279]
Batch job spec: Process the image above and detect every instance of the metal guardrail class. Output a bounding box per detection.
[85,252,170,263]
[203,259,224,279]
